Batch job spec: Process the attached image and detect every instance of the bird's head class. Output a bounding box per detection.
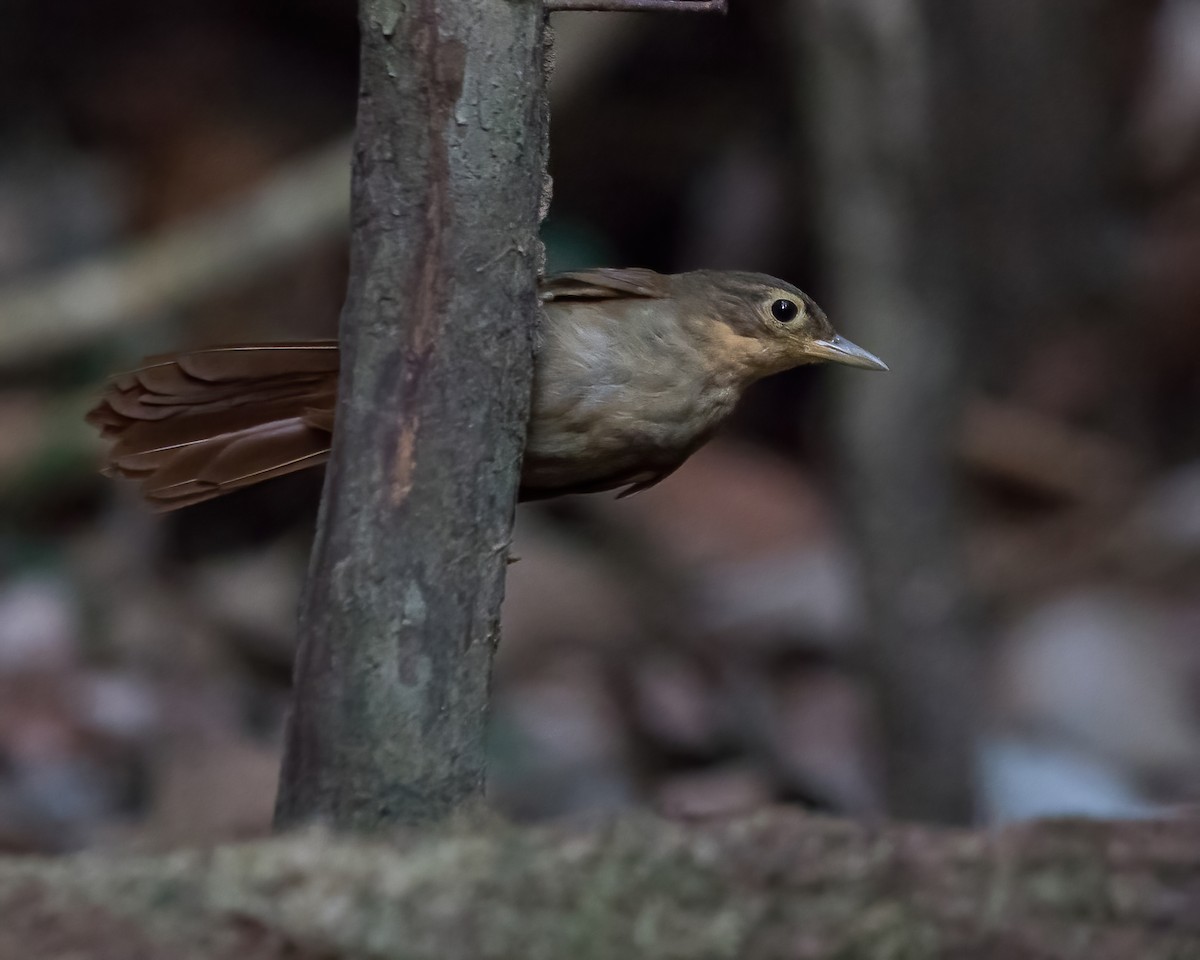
[683,271,888,380]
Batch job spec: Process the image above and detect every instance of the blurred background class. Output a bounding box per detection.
[1,0,1199,853]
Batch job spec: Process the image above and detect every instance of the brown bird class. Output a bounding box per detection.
[87,268,886,510]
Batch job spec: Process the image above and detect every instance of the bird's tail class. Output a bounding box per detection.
[86,341,340,510]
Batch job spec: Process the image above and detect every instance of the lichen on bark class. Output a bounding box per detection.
[1,812,1199,959]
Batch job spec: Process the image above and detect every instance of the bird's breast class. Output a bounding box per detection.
[523,302,742,488]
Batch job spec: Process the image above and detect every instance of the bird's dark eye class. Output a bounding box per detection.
[771,299,799,323]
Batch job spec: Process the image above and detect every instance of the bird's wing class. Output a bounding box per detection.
[539,268,671,302]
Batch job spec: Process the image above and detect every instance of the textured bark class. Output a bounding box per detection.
[1,812,1199,959]
[274,0,549,829]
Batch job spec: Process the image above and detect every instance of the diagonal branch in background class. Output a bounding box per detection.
[0,138,352,364]
[546,0,726,13]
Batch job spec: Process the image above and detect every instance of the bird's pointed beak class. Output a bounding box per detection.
[808,334,889,371]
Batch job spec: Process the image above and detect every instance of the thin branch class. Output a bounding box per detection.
[546,0,726,13]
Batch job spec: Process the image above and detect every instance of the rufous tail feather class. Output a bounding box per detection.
[87,342,340,510]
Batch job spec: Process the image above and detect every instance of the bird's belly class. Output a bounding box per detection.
[522,381,737,489]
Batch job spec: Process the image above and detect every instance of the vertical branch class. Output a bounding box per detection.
[275,0,548,830]
[798,0,980,823]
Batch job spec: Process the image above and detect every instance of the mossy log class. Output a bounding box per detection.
[1,810,1198,959]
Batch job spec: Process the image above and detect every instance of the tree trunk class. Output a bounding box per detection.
[797,0,1154,825]
[797,0,982,824]
[274,0,549,830]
